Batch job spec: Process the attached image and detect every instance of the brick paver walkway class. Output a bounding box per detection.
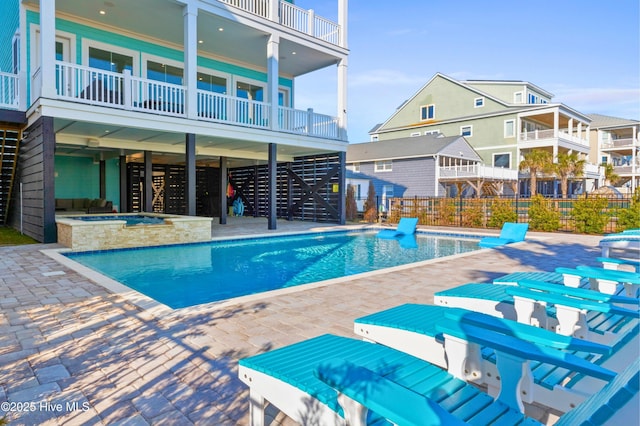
[0,219,610,425]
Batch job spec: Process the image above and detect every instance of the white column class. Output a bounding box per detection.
[337,57,348,140]
[40,0,56,98]
[553,110,559,138]
[19,2,27,108]
[267,34,279,130]
[269,0,279,22]
[567,118,573,137]
[338,0,348,48]
[183,3,198,119]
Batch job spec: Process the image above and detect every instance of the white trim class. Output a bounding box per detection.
[374,160,393,172]
[425,129,441,136]
[30,26,76,71]
[514,91,523,104]
[460,125,473,137]
[141,52,183,82]
[196,66,232,95]
[492,152,512,169]
[420,103,435,121]
[233,75,267,101]
[410,132,421,137]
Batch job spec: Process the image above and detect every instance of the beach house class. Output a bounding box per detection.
[0,0,349,242]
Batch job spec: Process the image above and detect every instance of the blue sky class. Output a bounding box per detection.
[294,0,640,143]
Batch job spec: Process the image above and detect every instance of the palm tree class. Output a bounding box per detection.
[601,162,619,186]
[519,149,553,197]
[555,152,586,198]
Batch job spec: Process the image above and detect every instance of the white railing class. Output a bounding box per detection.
[601,138,637,149]
[519,129,588,146]
[51,61,341,139]
[440,164,518,180]
[0,71,19,109]
[217,0,342,46]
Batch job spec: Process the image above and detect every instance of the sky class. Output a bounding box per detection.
[293,0,640,143]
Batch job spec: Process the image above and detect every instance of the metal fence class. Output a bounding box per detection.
[361,195,636,234]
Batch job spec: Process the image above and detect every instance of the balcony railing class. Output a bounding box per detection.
[519,129,588,147]
[439,164,518,180]
[219,0,342,46]
[52,61,343,140]
[601,138,638,149]
[0,71,19,109]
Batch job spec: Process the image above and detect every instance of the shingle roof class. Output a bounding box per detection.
[347,134,474,162]
[587,113,639,128]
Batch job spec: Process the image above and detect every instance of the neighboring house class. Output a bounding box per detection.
[369,73,599,197]
[346,134,518,210]
[588,114,639,193]
[0,0,349,242]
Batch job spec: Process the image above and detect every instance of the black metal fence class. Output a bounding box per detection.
[362,195,636,234]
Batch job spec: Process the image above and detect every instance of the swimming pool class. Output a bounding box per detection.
[65,231,481,309]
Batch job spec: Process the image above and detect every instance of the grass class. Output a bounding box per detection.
[0,226,37,246]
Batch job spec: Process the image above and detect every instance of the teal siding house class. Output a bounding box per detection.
[0,0,349,242]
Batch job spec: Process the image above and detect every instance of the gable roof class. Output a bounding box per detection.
[346,134,481,163]
[587,113,639,129]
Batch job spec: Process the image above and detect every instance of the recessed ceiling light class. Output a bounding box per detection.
[99,10,106,15]
[218,27,224,32]
[198,40,203,44]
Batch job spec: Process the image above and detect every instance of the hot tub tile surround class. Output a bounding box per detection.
[56,214,213,251]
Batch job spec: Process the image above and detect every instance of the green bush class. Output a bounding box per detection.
[572,196,610,234]
[462,204,484,227]
[616,188,640,231]
[528,195,560,232]
[345,185,358,221]
[488,199,517,228]
[437,199,457,226]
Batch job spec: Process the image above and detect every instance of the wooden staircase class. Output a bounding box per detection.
[0,128,20,225]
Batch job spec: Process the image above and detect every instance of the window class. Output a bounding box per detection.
[410,132,421,137]
[493,153,511,169]
[514,92,523,103]
[352,163,360,172]
[371,135,379,142]
[147,60,183,84]
[460,125,473,137]
[527,93,538,104]
[375,160,392,172]
[474,97,484,108]
[197,72,227,94]
[504,120,515,138]
[89,47,133,73]
[420,104,435,121]
[382,185,394,197]
[425,129,441,136]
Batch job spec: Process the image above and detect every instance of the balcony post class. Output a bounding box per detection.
[39,0,57,99]
[338,0,348,48]
[123,70,132,110]
[267,34,279,131]
[553,110,559,138]
[308,9,315,37]
[269,0,279,22]
[183,3,198,120]
[306,108,314,136]
[19,3,27,109]
[337,58,348,140]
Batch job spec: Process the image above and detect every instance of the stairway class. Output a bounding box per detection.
[0,128,20,225]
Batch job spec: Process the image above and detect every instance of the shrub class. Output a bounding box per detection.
[616,188,640,231]
[528,195,560,232]
[462,203,484,227]
[487,199,517,228]
[572,196,610,234]
[345,185,357,221]
[436,199,457,226]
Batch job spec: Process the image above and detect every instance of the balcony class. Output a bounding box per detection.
[439,164,518,180]
[44,61,344,141]
[0,72,19,110]
[518,129,589,150]
[219,0,342,46]
[601,138,638,150]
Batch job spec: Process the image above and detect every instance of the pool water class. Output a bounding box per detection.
[66,231,480,308]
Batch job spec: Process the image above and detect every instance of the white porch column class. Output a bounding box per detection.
[269,0,279,22]
[516,116,522,142]
[19,3,27,108]
[577,121,582,141]
[39,0,56,98]
[183,3,198,119]
[338,0,348,48]
[553,110,559,138]
[567,118,573,137]
[267,34,279,130]
[337,57,348,140]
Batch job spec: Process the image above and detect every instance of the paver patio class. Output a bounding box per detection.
[0,218,615,425]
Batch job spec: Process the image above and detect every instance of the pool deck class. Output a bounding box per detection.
[0,217,625,425]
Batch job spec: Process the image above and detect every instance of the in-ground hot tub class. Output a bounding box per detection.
[56,213,212,251]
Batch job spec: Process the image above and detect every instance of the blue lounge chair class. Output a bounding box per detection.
[376,217,418,239]
[353,303,637,414]
[478,222,528,248]
[599,233,640,257]
[239,327,624,426]
[433,280,639,345]
[557,266,640,297]
[317,357,639,426]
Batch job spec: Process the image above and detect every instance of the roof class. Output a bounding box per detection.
[346,134,480,162]
[587,114,640,129]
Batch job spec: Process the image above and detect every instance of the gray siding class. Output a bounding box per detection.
[356,157,439,198]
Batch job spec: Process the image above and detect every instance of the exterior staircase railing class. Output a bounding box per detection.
[0,128,20,225]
